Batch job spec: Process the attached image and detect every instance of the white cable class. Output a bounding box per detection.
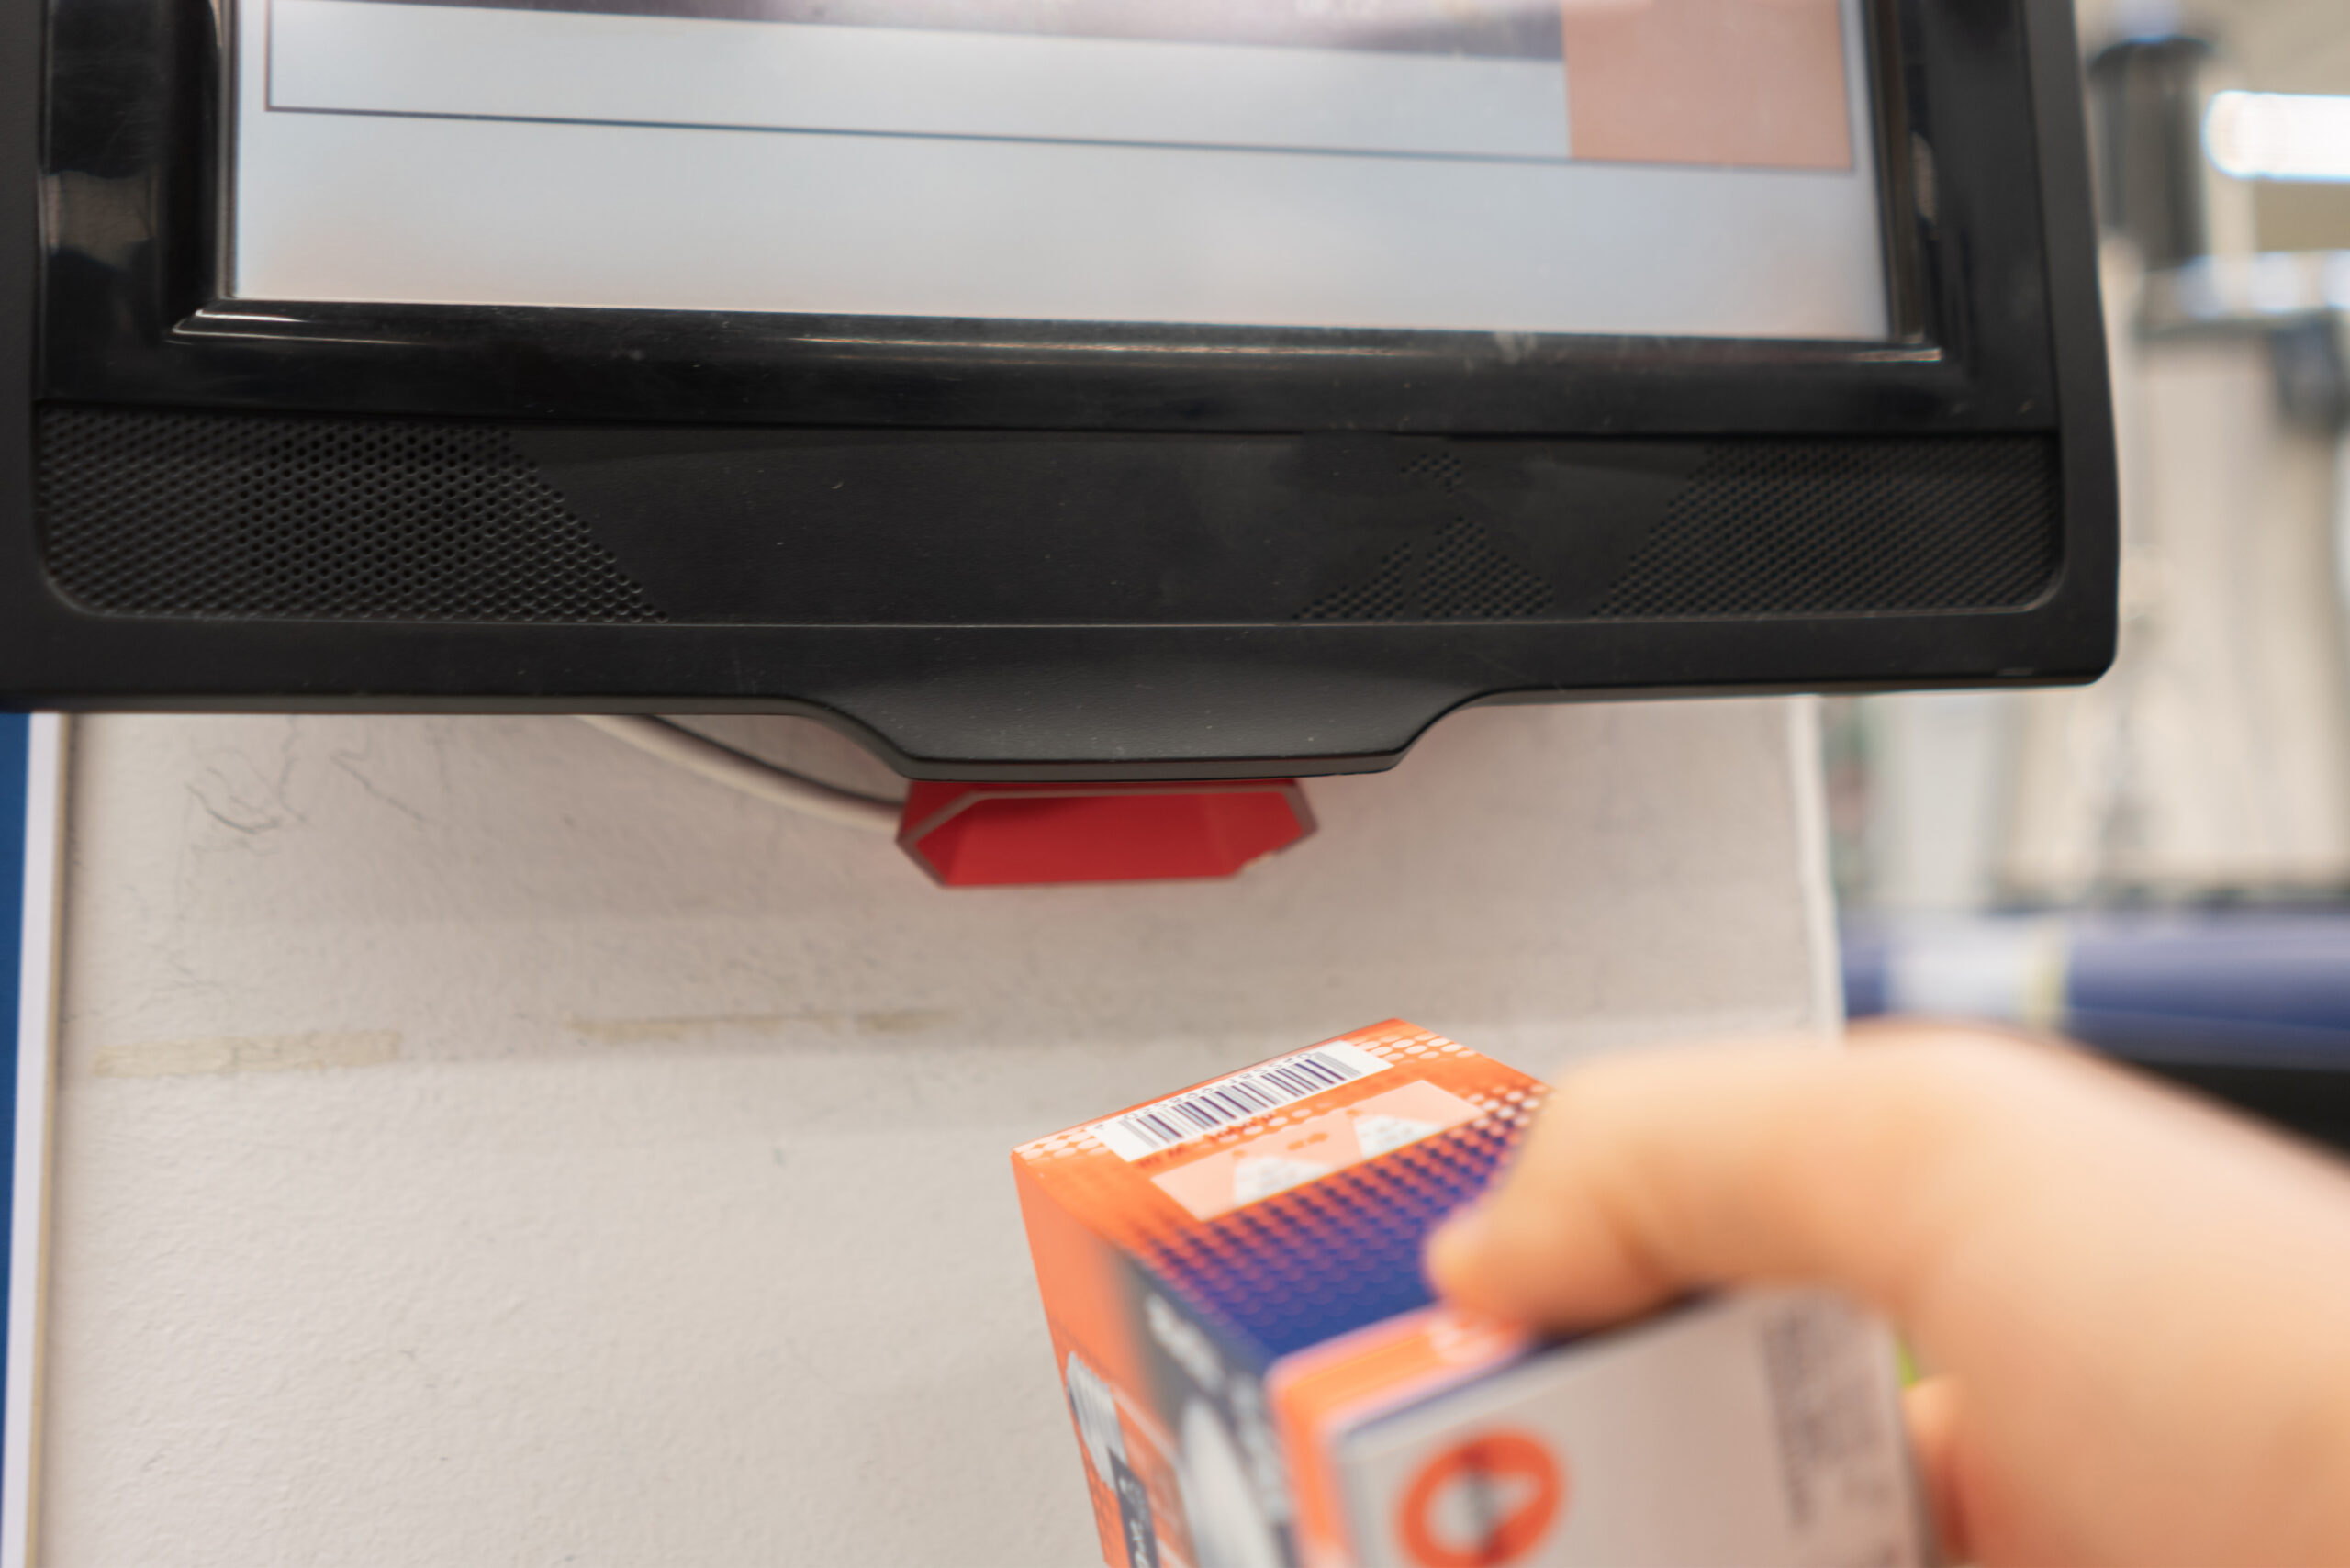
[578,715,901,834]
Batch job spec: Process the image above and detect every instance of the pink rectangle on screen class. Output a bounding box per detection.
[1150,1080,1483,1222]
[1561,0,1853,171]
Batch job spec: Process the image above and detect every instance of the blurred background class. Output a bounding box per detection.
[1831,0,2350,1142]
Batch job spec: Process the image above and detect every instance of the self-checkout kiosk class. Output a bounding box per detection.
[3,0,2115,1558]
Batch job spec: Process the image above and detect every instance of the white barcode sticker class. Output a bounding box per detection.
[1090,1042,1393,1161]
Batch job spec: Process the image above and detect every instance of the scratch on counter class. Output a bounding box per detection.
[187,779,288,837]
[329,749,430,824]
[564,1008,953,1044]
[185,732,313,840]
[94,1030,401,1079]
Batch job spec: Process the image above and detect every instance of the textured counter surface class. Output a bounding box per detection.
[39,700,1832,1566]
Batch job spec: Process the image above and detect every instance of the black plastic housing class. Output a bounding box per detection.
[2,0,2117,778]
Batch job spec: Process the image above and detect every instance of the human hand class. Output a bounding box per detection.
[1424,1023,2350,1567]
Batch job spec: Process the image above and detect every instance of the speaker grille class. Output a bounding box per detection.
[1301,517,1555,621]
[1293,434,2062,622]
[36,406,666,622]
[1592,435,2061,619]
[35,409,2059,628]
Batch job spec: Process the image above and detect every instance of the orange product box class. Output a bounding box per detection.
[1011,1020,1930,1568]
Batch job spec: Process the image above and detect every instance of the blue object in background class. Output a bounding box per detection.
[1844,909,2350,1070]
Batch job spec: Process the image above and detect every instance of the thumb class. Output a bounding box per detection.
[1423,1035,1990,1329]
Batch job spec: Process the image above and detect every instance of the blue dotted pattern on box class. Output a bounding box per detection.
[1135,1114,1522,1362]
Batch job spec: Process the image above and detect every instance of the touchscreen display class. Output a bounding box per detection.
[229,0,1890,338]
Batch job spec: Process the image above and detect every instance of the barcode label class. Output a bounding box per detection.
[1091,1042,1392,1161]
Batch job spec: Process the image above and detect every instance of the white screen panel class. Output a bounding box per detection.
[229,0,1891,339]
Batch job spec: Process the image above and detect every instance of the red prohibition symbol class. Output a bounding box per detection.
[1396,1428,1566,1568]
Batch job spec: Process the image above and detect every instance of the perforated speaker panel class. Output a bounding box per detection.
[32,407,2062,628]
[1592,435,2062,619]
[1300,518,1555,622]
[35,406,666,622]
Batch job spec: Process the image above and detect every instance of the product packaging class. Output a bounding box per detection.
[1011,1019,1930,1567]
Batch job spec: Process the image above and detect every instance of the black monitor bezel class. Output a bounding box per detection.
[2,0,2118,780]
